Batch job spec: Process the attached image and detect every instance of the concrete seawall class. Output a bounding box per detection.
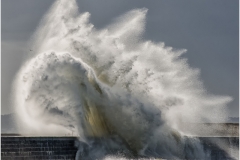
[1,136,239,160]
[1,136,78,160]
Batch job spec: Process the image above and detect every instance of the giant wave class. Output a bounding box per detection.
[13,0,236,159]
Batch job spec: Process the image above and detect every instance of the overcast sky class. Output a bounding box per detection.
[2,0,239,117]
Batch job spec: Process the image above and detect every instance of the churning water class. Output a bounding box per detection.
[13,0,238,159]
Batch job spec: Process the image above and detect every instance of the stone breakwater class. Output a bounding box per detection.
[1,135,239,160]
[1,136,78,160]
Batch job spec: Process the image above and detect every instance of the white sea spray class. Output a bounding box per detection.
[13,0,235,159]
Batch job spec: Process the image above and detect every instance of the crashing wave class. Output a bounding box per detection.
[13,0,236,159]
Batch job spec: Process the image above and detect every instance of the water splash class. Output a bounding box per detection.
[13,0,235,159]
